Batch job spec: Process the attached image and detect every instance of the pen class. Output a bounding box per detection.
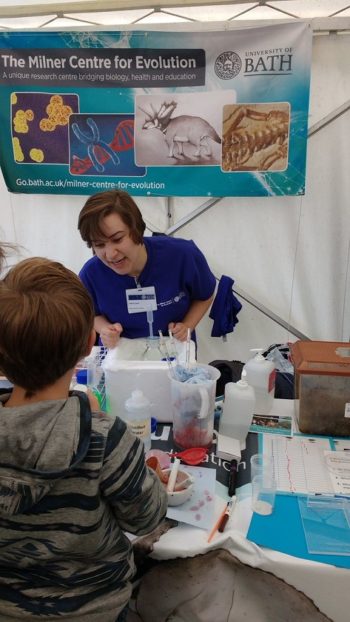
[218,496,236,533]
[228,459,238,497]
[207,502,229,543]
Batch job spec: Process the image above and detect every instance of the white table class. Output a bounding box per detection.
[151,399,350,622]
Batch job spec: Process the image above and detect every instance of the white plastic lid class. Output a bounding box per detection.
[237,369,249,388]
[250,348,265,362]
[125,389,150,410]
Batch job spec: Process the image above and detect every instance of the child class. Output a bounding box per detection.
[0,257,167,622]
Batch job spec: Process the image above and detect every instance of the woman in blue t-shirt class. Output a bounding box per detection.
[78,190,216,349]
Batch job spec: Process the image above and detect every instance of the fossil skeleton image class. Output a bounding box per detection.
[222,103,290,172]
[140,100,221,159]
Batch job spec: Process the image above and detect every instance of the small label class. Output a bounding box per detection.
[345,403,350,418]
[128,418,151,441]
[126,286,157,313]
[268,369,276,393]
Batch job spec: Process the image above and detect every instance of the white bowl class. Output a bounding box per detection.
[163,468,195,506]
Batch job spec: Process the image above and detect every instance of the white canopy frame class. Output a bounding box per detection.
[1,4,349,361]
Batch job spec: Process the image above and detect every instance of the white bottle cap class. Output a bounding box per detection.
[125,389,150,410]
[237,369,249,388]
[250,348,265,362]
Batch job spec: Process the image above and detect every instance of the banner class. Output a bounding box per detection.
[0,23,312,196]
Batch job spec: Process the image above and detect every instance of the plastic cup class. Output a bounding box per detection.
[251,474,277,515]
[250,453,274,481]
[170,364,220,449]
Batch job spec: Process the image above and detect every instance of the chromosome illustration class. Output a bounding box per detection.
[72,117,120,173]
[69,114,145,177]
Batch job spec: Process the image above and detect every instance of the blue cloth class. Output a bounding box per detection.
[80,236,216,340]
[247,492,350,569]
[173,365,212,384]
[209,275,242,337]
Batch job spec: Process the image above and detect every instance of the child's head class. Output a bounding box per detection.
[0,257,94,396]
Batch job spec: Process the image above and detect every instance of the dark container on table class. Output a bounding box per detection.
[290,340,350,436]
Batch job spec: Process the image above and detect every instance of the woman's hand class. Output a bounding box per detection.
[168,297,214,343]
[100,322,123,349]
[168,322,190,342]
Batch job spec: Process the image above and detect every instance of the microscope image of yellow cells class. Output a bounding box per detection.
[29,148,45,163]
[11,91,79,164]
[12,137,24,162]
[13,109,32,134]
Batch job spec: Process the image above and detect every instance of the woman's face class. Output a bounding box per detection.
[91,212,146,277]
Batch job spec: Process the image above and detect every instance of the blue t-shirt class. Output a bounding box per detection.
[79,236,216,339]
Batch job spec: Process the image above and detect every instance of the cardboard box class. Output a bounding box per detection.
[290,341,350,436]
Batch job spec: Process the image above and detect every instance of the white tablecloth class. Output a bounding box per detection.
[151,400,350,622]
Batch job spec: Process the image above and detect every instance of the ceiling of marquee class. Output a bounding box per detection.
[0,1,349,30]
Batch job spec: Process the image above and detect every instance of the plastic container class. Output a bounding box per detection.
[124,389,152,452]
[170,364,221,449]
[291,340,350,436]
[243,349,276,415]
[219,370,256,444]
[102,338,196,423]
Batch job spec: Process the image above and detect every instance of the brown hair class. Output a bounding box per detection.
[0,244,6,271]
[78,190,146,248]
[0,242,17,274]
[0,257,94,396]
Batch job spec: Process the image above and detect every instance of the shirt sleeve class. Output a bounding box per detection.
[99,416,168,535]
[185,240,216,300]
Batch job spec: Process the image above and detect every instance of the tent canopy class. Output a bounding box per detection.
[0,1,349,30]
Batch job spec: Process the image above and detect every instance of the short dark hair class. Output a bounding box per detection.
[78,190,146,247]
[0,257,94,396]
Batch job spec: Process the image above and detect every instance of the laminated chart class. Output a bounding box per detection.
[262,434,335,495]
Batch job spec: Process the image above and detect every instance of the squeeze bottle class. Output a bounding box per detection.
[124,390,152,452]
[219,370,256,445]
[243,349,276,416]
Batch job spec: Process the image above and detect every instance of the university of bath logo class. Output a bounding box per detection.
[214,51,242,79]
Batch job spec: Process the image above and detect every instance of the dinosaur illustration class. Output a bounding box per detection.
[140,101,221,159]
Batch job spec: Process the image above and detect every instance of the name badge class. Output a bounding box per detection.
[126,286,157,314]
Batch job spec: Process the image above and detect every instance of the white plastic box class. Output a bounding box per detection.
[104,360,172,422]
[101,337,196,423]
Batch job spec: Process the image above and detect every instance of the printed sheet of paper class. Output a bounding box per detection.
[333,439,350,451]
[262,434,334,495]
[324,451,350,494]
[249,414,293,436]
[166,465,216,530]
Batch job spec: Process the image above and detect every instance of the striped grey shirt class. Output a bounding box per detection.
[0,391,167,620]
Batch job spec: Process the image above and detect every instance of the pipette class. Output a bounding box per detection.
[147,307,154,339]
[185,327,191,370]
[167,458,180,493]
[158,330,175,377]
[168,329,179,367]
[143,305,160,360]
